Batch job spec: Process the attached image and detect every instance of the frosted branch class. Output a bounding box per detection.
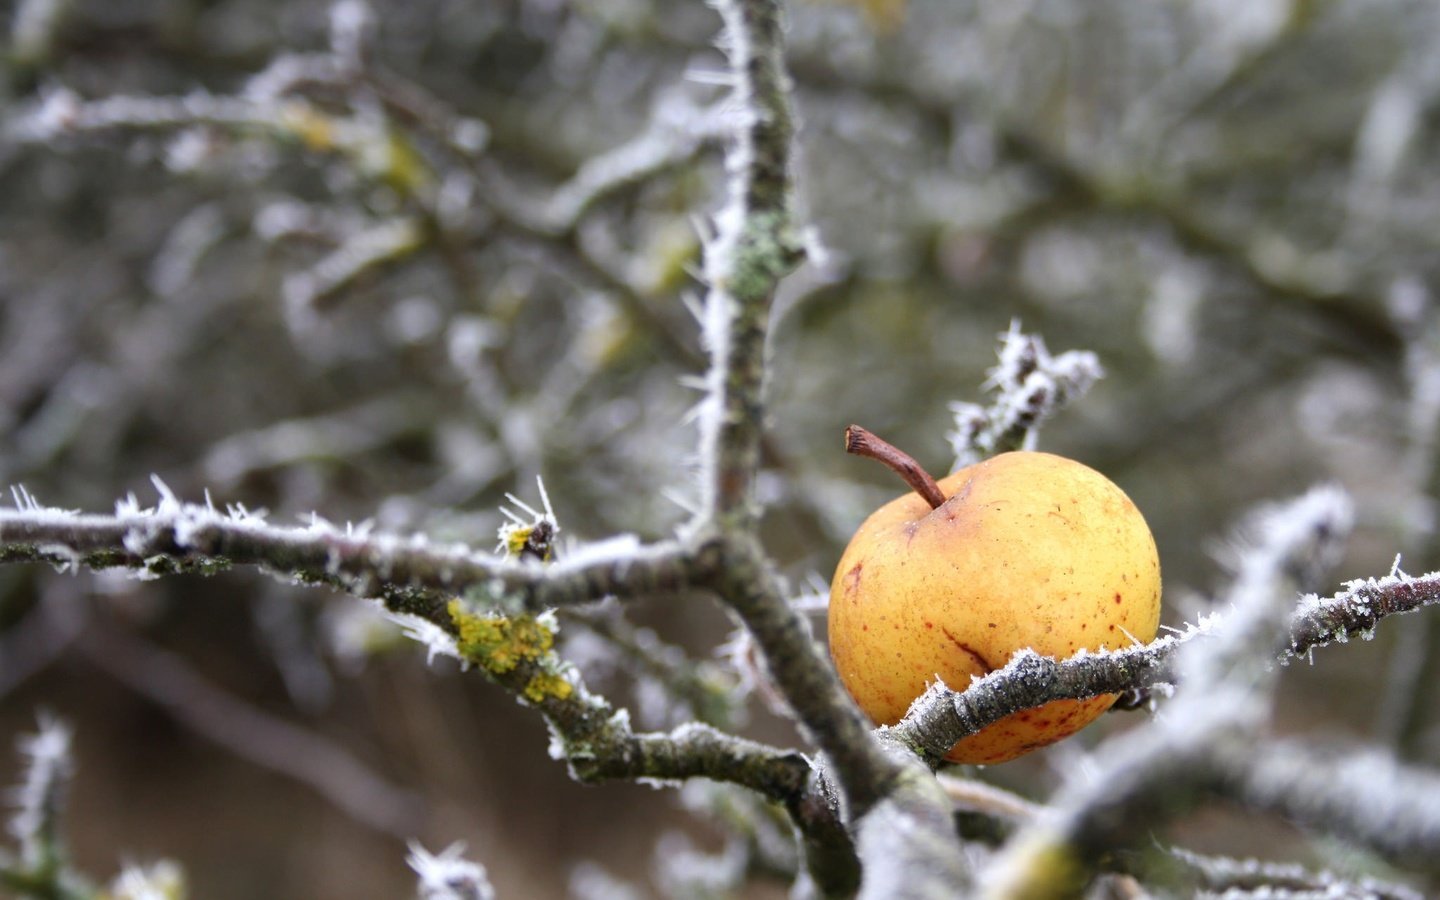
[0,492,698,617]
[441,592,858,897]
[282,217,424,319]
[8,716,71,876]
[531,99,731,235]
[6,90,282,144]
[0,716,92,900]
[948,322,1104,468]
[1168,846,1423,900]
[0,488,872,891]
[892,567,1417,764]
[696,0,805,527]
[700,535,909,817]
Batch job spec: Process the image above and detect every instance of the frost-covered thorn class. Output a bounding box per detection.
[682,66,738,88]
[149,474,180,511]
[407,841,495,900]
[385,612,463,667]
[535,475,556,525]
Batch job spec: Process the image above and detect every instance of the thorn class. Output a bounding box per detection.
[535,475,556,526]
[504,492,541,520]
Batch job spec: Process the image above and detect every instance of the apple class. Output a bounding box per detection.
[828,427,1161,764]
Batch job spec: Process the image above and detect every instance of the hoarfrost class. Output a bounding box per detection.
[407,841,495,900]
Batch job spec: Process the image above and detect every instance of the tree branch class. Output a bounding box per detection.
[0,493,698,618]
[894,567,1440,764]
[697,0,805,528]
[699,535,904,820]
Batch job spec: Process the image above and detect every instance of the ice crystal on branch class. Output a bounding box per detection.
[383,610,463,667]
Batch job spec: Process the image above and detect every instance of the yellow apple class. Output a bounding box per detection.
[828,443,1161,764]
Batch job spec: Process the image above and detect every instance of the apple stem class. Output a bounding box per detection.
[844,425,947,509]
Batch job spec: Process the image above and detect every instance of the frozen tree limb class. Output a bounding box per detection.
[6,90,285,143]
[0,491,699,616]
[683,8,938,863]
[0,497,871,892]
[895,555,1438,765]
[697,0,806,528]
[9,718,72,881]
[4,484,1434,763]
[6,481,1438,889]
[434,590,861,897]
[282,217,425,316]
[484,98,731,237]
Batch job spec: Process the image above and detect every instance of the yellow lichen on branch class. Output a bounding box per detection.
[446,599,574,703]
[448,599,554,674]
[523,671,574,703]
